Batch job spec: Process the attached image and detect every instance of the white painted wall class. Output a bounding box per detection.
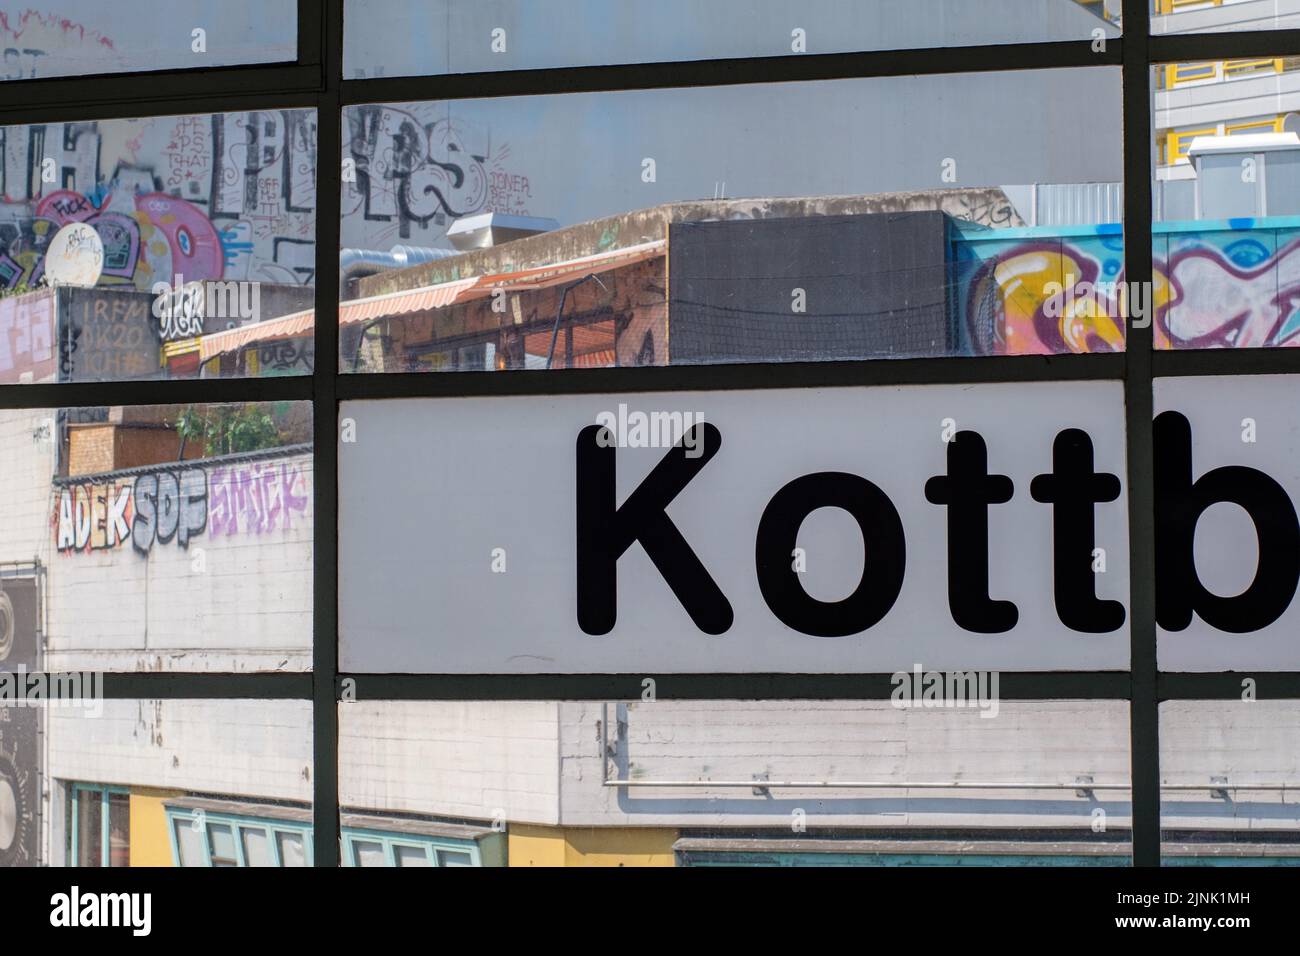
[45,452,314,673]
[46,698,313,799]
[339,701,561,825]
[337,699,1300,834]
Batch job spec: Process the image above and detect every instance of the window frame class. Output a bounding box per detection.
[165,807,315,867]
[3,0,1300,869]
[68,783,130,868]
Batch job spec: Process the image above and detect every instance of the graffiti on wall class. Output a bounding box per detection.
[0,110,318,292]
[54,454,310,556]
[344,103,532,247]
[0,287,55,382]
[0,9,113,80]
[955,221,1300,354]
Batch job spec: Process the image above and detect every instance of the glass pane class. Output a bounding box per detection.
[393,844,431,867]
[1153,0,1297,34]
[208,823,238,866]
[108,792,130,866]
[46,700,312,866]
[0,1,297,81]
[277,831,308,867]
[340,701,1131,867]
[173,819,206,867]
[0,402,313,672]
[344,0,1121,78]
[0,108,316,382]
[339,70,1124,374]
[1161,702,1300,865]
[351,839,386,866]
[75,790,102,866]
[1153,58,1300,348]
[241,827,274,867]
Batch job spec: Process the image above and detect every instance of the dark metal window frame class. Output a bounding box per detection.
[1,0,1298,868]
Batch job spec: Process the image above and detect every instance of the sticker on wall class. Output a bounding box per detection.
[339,381,1131,673]
[1156,375,1300,671]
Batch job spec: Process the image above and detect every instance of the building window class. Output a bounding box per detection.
[68,784,130,868]
[166,807,314,867]
[341,829,483,867]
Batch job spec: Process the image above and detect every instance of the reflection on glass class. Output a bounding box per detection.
[277,832,308,867]
[1153,0,1297,35]
[1153,58,1300,348]
[46,700,312,868]
[337,72,1124,373]
[0,110,317,383]
[344,0,1121,78]
[0,1,296,81]
[339,701,1133,867]
[0,403,313,674]
[1160,702,1300,865]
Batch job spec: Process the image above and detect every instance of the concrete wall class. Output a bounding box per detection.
[0,409,58,567]
[46,449,313,672]
[337,699,1300,836]
[339,701,562,825]
[46,698,312,799]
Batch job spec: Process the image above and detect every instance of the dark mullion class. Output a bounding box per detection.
[1151,28,1300,63]
[336,353,1125,402]
[1159,672,1300,699]
[312,0,343,870]
[0,67,321,123]
[59,673,312,699]
[341,39,1121,106]
[0,376,311,411]
[1122,0,1161,870]
[335,672,1133,702]
[298,0,326,67]
[1153,349,1300,378]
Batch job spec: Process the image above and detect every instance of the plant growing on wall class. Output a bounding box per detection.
[176,404,283,458]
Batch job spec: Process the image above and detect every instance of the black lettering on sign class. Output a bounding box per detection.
[1155,410,1300,633]
[576,422,732,636]
[755,472,905,637]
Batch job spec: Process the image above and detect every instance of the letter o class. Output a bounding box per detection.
[755,472,906,636]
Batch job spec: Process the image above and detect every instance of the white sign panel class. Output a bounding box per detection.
[1156,375,1300,672]
[339,382,1131,673]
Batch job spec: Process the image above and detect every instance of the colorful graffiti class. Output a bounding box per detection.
[954,220,1300,354]
[54,454,310,556]
[0,287,55,382]
[208,458,309,537]
[0,110,317,293]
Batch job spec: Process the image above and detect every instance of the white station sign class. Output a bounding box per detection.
[339,381,1135,673]
[1156,375,1300,672]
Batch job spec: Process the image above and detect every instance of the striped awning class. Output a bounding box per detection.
[196,240,666,361]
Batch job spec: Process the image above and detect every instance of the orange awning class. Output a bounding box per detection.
[196,240,666,361]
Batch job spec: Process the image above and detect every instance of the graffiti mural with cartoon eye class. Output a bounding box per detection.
[1159,235,1300,349]
[957,223,1300,355]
